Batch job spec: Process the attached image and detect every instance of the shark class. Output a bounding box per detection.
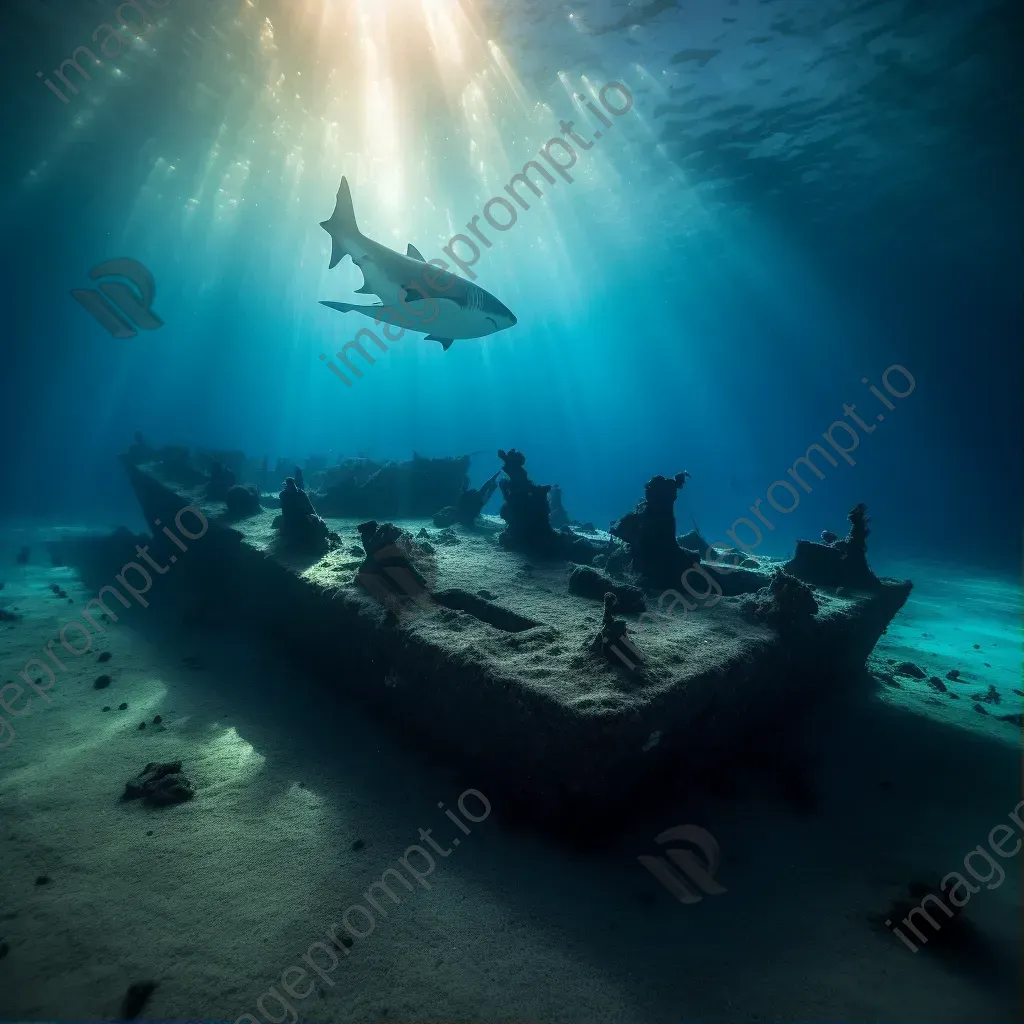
[318,176,517,351]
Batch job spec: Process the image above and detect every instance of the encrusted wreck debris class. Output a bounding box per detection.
[60,442,915,836]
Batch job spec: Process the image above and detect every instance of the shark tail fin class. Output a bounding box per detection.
[320,176,361,270]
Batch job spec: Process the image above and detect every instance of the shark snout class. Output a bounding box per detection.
[493,300,517,328]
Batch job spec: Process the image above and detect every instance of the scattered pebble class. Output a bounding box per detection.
[0,941,8,959]
[973,644,981,649]
[997,713,1022,726]
[984,662,991,667]
[153,715,162,725]
[138,722,146,730]
[895,662,925,678]
[927,676,947,693]
[352,839,366,852]
[124,762,194,806]
[974,704,989,716]
[946,669,961,681]
[102,706,110,713]
[98,652,112,663]
[118,702,128,710]
[977,685,1001,705]
[94,675,112,690]
[35,875,49,886]
[146,830,154,837]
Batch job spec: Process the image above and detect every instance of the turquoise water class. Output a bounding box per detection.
[0,4,1022,1021]
[3,0,1020,572]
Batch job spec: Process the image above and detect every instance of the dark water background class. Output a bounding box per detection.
[0,0,1019,572]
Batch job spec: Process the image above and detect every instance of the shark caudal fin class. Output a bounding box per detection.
[320,176,361,270]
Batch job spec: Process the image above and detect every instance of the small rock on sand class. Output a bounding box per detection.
[895,662,926,678]
[123,762,194,807]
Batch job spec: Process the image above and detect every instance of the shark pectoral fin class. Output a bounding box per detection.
[406,244,426,261]
[320,301,355,313]
[354,283,375,295]
[425,335,455,351]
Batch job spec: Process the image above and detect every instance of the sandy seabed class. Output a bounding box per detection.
[0,530,1019,1024]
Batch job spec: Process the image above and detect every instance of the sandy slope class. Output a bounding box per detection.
[0,532,1019,1023]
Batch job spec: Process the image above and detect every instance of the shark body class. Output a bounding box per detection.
[318,177,517,351]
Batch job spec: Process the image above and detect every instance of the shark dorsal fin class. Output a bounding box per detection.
[406,244,426,261]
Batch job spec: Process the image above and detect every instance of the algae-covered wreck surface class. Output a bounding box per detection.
[57,441,911,834]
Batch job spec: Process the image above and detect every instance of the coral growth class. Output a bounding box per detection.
[355,521,435,616]
[593,592,644,670]
[786,503,880,590]
[276,477,337,554]
[610,472,700,589]
[496,448,562,555]
[225,484,261,519]
[751,569,819,634]
[496,449,608,562]
[548,484,570,530]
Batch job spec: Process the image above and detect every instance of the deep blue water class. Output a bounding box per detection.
[1,0,1020,573]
